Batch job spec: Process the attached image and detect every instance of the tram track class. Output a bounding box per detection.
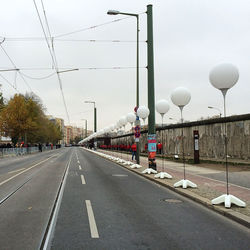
[0,153,60,205]
[0,148,74,249]
[39,151,73,250]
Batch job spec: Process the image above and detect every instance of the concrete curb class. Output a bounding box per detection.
[83,148,250,229]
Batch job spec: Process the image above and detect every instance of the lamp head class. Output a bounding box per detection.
[107,10,120,15]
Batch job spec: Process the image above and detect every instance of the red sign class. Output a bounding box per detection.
[135,131,141,138]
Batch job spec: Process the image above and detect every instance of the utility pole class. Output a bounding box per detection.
[147,4,157,170]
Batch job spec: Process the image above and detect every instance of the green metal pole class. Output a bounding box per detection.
[136,15,139,108]
[94,107,97,132]
[147,4,156,169]
[135,14,140,165]
[85,120,87,138]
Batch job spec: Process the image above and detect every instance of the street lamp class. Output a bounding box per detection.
[107,5,156,168]
[81,119,87,138]
[84,101,97,133]
[208,106,222,118]
[107,10,139,107]
[155,100,172,179]
[171,87,197,189]
[107,9,141,165]
[209,63,246,208]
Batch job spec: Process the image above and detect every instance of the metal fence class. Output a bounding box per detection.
[0,146,53,158]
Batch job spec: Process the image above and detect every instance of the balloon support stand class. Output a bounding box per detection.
[154,172,172,179]
[142,168,157,174]
[174,179,197,189]
[211,194,246,208]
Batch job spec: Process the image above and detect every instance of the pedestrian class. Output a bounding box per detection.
[157,142,162,154]
[38,143,42,152]
[131,142,137,161]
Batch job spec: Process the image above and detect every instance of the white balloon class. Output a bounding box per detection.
[110,124,115,131]
[156,99,170,115]
[104,127,110,133]
[137,106,150,119]
[126,112,136,123]
[171,87,191,107]
[119,116,127,126]
[209,63,239,90]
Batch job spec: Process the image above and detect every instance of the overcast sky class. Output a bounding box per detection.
[0,0,250,131]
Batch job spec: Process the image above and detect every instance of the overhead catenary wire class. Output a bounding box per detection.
[32,0,56,68]
[0,66,146,71]
[0,43,33,92]
[54,17,130,38]
[0,73,19,93]
[4,37,146,43]
[19,71,56,80]
[41,0,70,123]
[33,0,70,123]
[54,11,146,38]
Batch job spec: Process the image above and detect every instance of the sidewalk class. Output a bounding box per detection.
[95,149,250,228]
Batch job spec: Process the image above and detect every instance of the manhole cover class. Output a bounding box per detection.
[160,198,182,203]
[112,174,128,177]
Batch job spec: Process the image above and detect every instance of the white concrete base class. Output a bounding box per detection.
[142,168,157,174]
[130,164,142,169]
[211,194,246,208]
[117,159,126,163]
[174,179,197,189]
[154,172,172,179]
[123,161,133,165]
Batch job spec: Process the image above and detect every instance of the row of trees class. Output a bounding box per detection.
[0,91,62,145]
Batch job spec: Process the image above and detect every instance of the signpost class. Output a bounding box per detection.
[193,130,200,164]
[148,134,157,170]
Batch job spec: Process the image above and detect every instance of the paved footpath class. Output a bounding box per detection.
[94,149,250,228]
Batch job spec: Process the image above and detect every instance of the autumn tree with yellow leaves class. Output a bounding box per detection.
[0,93,62,145]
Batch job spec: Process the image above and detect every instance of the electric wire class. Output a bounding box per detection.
[33,0,70,123]
[0,66,146,71]
[41,0,70,123]
[19,71,56,80]
[54,17,130,38]
[54,11,145,38]
[4,37,145,43]
[32,0,56,68]
[0,73,19,92]
[0,43,33,92]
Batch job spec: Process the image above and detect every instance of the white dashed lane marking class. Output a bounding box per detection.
[81,175,86,184]
[85,200,99,238]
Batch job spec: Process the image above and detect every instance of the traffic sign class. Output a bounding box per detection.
[134,125,141,138]
[135,131,141,138]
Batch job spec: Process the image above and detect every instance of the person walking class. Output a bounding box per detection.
[157,142,162,154]
[131,142,137,161]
